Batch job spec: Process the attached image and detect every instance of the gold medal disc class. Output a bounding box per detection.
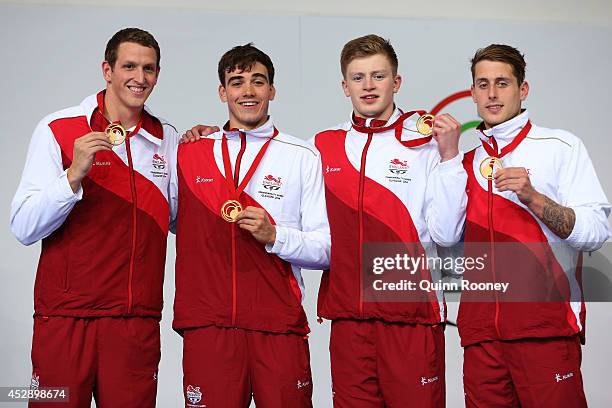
[221,200,243,222]
[479,156,503,180]
[106,123,127,146]
[416,114,435,136]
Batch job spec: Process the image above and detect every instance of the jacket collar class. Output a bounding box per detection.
[222,116,276,139]
[478,110,530,146]
[81,91,163,146]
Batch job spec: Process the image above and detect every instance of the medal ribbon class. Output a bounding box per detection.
[479,120,532,159]
[477,120,531,339]
[351,110,433,148]
[221,127,279,199]
[96,91,144,138]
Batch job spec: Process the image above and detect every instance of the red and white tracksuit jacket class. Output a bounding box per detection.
[10,91,179,318]
[173,118,330,335]
[314,108,467,324]
[458,111,611,347]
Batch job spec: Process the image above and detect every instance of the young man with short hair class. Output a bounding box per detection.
[174,44,330,408]
[11,28,179,407]
[313,34,466,407]
[458,43,611,407]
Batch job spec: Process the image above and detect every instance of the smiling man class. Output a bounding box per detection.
[10,28,179,407]
[458,44,611,407]
[312,34,466,407]
[173,44,330,407]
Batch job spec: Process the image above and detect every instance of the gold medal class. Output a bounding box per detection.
[416,114,435,136]
[221,200,243,222]
[105,123,127,146]
[479,156,503,180]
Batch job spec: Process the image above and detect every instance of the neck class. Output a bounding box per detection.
[228,116,268,131]
[355,104,395,123]
[484,108,524,130]
[104,90,141,129]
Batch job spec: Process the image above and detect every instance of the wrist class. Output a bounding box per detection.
[267,226,277,245]
[440,148,459,162]
[526,191,545,217]
[66,167,83,193]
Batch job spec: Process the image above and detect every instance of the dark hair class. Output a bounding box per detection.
[471,44,526,85]
[218,43,275,85]
[340,34,398,77]
[105,28,160,69]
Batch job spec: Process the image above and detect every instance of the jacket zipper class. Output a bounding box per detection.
[487,177,501,337]
[358,133,373,317]
[125,138,138,314]
[231,133,247,327]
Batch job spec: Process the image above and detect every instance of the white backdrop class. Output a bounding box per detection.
[1,3,611,407]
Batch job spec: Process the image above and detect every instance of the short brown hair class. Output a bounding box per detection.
[105,28,160,69]
[218,43,275,85]
[471,44,526,85]
[340,34,398,78]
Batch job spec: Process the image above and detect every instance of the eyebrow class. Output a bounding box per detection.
[476,76,512,82]
[349,70,388,76]
[227,73,269,83]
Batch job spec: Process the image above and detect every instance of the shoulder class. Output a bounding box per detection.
[272,131,320,159]
[41,104,86,128]
[526,124,580,150]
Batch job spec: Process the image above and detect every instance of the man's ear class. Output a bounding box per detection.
[520,81,529,101]
[219,84,227,103]
[269,85,276,101]
[342,79,350,97]
[102,61,113,83]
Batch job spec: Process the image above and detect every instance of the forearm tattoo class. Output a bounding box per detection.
[541,195,576,239]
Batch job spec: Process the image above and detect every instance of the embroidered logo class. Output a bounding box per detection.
[30,373,40,390]
[263,174,282,191]
[152,154,166,170]
[186,385,204,406]
[195,176,214,184]
[555,372,574,383]
[325,165,341,174]
[150,153,168,178]
[297,379,311,389]
[389,158,409,174]
[421,376,439,386]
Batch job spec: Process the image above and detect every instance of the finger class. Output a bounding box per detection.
[237,223,257,233]
[237,218,258,227]
[234,209,253,222]
[83,139,113,149]
[79,132,110,142]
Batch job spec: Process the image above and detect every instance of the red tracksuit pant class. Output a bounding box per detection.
[330,319,446,408]
[182,326,313,408]
[29,316,161,408]
[463,336,587,407]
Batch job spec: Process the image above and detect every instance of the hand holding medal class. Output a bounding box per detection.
[479,120,532,181]
[430,113,461,162]
[66,131,113,193]
[220,128,278,229]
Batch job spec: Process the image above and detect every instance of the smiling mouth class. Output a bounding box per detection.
[239,101,259,108]
[128,85,146,95]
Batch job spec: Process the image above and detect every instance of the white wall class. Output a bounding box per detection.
[1,3,611,407]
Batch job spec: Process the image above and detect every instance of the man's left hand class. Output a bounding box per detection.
[494,167,540,205]
[432,113,461,162]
